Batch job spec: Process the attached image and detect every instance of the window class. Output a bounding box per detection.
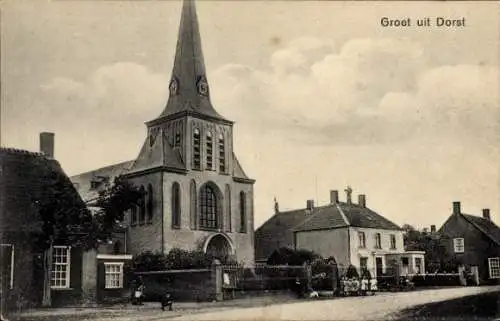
[453,238,465,253]
[206,131,213,170]
[172,182,181,229]
[225,184,231,232]
[358,232,366,248]
[138,186,146,224]
[239,191,247,233]
[415,258,423,274]
[390,234,397,249]
[131,206,137,226]
[147,184,153,224]
[200,184,218,229]
[360,257,368,270]
[90,180,101,190]
[374,233,382,249]
[218,134,226,173]
[193,128,201,170]
[488,258,500,279]
[51,246,71,289]
[190,180,197,230]
[104,262,124,289]
[0,244,14,289]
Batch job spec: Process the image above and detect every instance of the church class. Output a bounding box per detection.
[71,0,255,265]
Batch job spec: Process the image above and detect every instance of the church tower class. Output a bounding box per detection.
[123,0,255,265]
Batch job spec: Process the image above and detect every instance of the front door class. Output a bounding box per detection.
[375,257,383,277]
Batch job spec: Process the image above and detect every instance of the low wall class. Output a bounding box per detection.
[135,268,215,302]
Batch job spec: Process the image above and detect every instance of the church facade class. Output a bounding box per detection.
[71,0,255,265]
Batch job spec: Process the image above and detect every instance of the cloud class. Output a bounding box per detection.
[210,37,499,147]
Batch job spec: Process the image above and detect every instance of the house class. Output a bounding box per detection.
[438,201,500,284]
[255,188,425,277]
[71,0,255,265]
[0,133,132,312]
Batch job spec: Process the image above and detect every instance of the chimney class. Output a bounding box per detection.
[482,209,491,221]
[453,201,461,215]
[330,190,339,204]
[430,225,436,233]
[306,199,315,211]
[358,194,366,208]
[40,132,55,158]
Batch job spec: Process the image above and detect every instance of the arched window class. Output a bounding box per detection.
[218,133,226,173]
[206,131,213,170]
[193,128,201,170]
[239,191,247,233]
[139,185,146,225]
[199,184,218,229]
[147,184,153,224]
[172,182,181,229]
[225,184,231,232]
[190,180,197,230]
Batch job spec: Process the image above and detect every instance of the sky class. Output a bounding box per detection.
[1,0,499,229]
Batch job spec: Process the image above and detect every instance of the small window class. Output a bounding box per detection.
[51,246,71,289]
[104,262,124,289]
[206,131,213,170]
[453,238,465,253]
[360,257,368,270]
[374,233,382,249]
[193,128,201,170]
[488,257,500,279]
[90,180,101,190]
[390,234,397,249]
[358,232,366,248]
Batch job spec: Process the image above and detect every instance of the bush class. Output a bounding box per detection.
[132,248,238,272]
[266,247,320,265]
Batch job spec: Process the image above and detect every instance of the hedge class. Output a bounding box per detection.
[410,274,461,287]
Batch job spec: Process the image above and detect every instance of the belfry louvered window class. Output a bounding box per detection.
[219,133,226,173]
[206,131,213,170]
[193,128,201,170]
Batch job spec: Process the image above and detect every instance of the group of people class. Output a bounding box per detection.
[340,276,378,296]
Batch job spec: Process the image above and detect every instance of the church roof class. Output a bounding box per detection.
[153,0,228,123]
[70,160,135,204]
[125,128,186,175]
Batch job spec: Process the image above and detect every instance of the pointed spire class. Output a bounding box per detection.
[156,0,227,122]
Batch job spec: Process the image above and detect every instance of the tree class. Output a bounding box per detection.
[402,224,454,273]
[33,170,141,307]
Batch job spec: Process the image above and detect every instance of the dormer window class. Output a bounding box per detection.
[218,133,226,173]
[206,131,213,170]
[193,128,201,170]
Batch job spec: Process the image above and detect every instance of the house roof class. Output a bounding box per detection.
[70,160,135,204]
[293,202,402,232]
[461,213,500,246]
[256,201,402,235]
[0,147,85,234]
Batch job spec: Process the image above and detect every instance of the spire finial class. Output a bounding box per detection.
[345,186,353,204]
[274,197,279,214]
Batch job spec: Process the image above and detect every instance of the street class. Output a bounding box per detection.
[172,286,500,321]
